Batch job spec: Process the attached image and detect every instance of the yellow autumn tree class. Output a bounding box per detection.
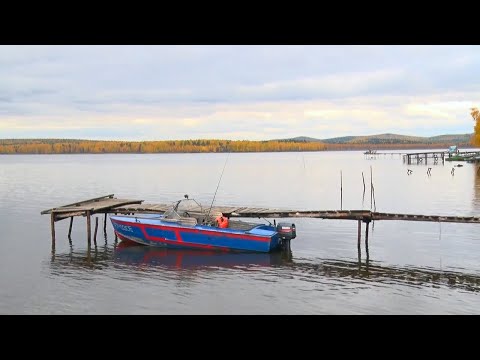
[471,107,480,146]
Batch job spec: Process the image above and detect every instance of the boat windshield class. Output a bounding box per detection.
[176,199,204,213]
[164,198,204,219]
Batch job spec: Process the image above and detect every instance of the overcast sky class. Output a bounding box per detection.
[1,45,479,140]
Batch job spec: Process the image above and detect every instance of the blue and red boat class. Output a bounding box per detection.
[110,196,296,253]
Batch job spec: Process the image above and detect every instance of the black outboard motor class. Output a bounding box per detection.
[276,222,296,241]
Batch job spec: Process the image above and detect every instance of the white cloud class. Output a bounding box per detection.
[1,45,479,140]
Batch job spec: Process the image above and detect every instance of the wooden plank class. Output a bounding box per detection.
[41,194,114,214]
[51,199,143,213]
[55,211,87,220]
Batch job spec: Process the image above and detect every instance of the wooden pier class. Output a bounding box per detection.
[364,151,403,159]
[41,194,144,247]
[42,194,480,251]
[402,151,445,165]
[402,150,480,165]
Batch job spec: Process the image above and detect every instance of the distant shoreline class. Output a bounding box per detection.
[0,137,475,154]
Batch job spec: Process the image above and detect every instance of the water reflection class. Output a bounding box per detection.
[473,164,480,212]
[113,241,293,269]
[49,238,293,271]
[48,239,480,293]
[288,258,480,293]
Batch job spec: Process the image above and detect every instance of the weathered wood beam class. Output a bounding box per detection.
[41,194,115,214]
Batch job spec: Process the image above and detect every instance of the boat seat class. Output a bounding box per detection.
[178,217,198,226]
[162,217,198,226]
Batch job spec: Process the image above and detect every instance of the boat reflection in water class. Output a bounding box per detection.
[113,240,292,269]
[49,239,480,293]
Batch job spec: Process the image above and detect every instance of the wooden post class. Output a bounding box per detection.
[86,210,92,246]
[340,170,343,210]
[357,220,361,249]
[365,221,370,247]
[357,225,361,267]
[68,217,73,237]
[103,213,107,233]
[425,153,427,164]
[370,166,373,210]
[365,228,370,264]
[93,217,98,246]
[362,172,365,194]
[50,212,56,248]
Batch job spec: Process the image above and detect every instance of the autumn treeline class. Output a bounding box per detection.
[472,107,480,146]
[0,139,328,154]
[0,138,474,154]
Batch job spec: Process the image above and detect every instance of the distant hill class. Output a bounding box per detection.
[283,133,473,145]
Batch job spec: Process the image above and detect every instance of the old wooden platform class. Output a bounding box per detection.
[41,194,144,246]
[110,204,480,224]
[41,194,480,255]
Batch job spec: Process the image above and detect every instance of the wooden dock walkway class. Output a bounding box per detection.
[41,194,480,251]
[402,151,480,165]
[42,195,480,224]
[112,203,480,224]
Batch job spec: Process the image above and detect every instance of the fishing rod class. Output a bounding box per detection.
[206,151,230,219]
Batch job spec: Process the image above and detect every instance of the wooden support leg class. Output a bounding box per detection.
[357,220,361,250]
[51,212,56,250]
[68,217,73,238]
[104,213,107,233]
[365,221,370,247]
[86,210,92,246]
[93,217,98,246]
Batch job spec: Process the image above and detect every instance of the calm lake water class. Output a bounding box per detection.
[1,151,480,314]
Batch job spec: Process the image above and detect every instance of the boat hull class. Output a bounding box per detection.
[110,216,281,253]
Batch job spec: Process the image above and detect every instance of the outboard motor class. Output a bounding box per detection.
[276,222,296,241]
